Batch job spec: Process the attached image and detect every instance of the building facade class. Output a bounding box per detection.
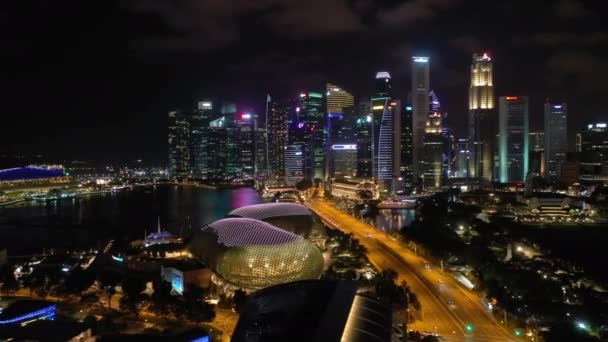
[268,100,290,178]
[498,96,529,183]
[544,101,568,178]
[331,144,358,178]
[529,131,544,175]
[191,101,213,179]
[297,92,325,180]
[422,112,446,190]
[356,104,373,178]
[400,104,414,189]
[411,57,430,178]
[580,123,608,182]
[168,110,191,177]
[468,52,496,184]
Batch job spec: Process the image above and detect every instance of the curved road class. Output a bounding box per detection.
[307,199,518,342]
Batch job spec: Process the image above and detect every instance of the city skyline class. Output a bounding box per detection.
[1,1,606,162]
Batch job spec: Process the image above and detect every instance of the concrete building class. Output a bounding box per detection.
[468,52,496,184]
[580,122,608,182]
[411,57,430,178]
[232,280,391,342]
[544,102,568,178]
[168,110,191,177]
[498,96,529,183]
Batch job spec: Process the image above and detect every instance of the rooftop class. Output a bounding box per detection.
[228,203,311,220]
[204,218,302,247]
[0,167,65,182]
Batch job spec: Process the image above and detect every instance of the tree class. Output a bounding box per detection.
[0,265,18,296]
[81,293,100,305]
[233,289,247,313]
[98,271,121,309]
[183,283,215,323]
[150,280,173,319]
[295,179,313,191]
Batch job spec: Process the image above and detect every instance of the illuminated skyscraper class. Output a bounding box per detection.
[268,100,291,178]
[529,131,544,175]
[422,112,447,190]
[429,90,440,112]
[498,96,529,183]
[371,72,400,185]
[468,52,496,183]
[207,116,228,180]
[544,101,568,178]
[411,57,430,178]
[284,144,304,184]
[326,84,355,176]
[168,110,191,177]
[191,101,213,179]
[400,104,414,188]
[356,102,373,178]
[580,123,608,181]
[292,92,325,180]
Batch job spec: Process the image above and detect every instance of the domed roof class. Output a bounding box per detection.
[228,203,311,221]
[204,218,302,247]
[0,167,65,182]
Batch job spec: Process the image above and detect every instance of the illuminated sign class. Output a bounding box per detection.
[172,272,184,295]
[390,102,397,106]
[295,152,302,156]
[553,105,562,109]
[597,123,607,128]
[366,115,372,122]
[372,105,384,110]
[295,106,300,112]
[413,56,429,63]
[405,106,413,111]
[112,255,124,262]
[375,71,391,79]
[241,113,252,119]
[331,144,357,150]
[191,337,210,342]
[199,101,212,109]
[309,92,323,98]
[505,96,519,100]
[588,124,594,129]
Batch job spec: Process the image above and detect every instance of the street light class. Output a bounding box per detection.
[465,324,474,333]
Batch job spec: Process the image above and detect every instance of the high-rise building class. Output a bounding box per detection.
[168,110,191,177]
[421,112,446,190]
[207,116,228,180]
[356,103,372,178]
[411,57,430,178]
[331,144,357,178]
[429,90,440,112]
[191,101,213,179]
[235,112,256,179]
[284,144,304,184]
[580,122,608,181]
[528,131,544,175]
[326,84,355,177]
[468,52,496,183]
[371,72,400,186]
[268,100,291,178]
[453,138,471,178]
[400,104,414,188]
[221,104,242,179]
[544,101,568,178]
[498,96,529,183]
[298,92,325,180]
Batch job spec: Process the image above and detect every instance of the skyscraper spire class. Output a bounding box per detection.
[157,216,161,234]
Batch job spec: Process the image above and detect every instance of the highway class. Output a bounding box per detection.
[307,199,518,342]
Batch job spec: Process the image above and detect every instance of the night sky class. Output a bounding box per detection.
[1,0,606,163]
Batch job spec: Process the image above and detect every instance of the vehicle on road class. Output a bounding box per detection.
[424,263,431,270]
[447,298,454,305]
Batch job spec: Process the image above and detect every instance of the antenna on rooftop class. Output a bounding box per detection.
[157,216,161,234]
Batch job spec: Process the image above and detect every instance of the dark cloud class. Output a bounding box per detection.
[449,35,484,54]
[123,0,365,51]
[554,0,592,17]
[377,0,461,29]
[546,49,608,93]
[514,32,608,47]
